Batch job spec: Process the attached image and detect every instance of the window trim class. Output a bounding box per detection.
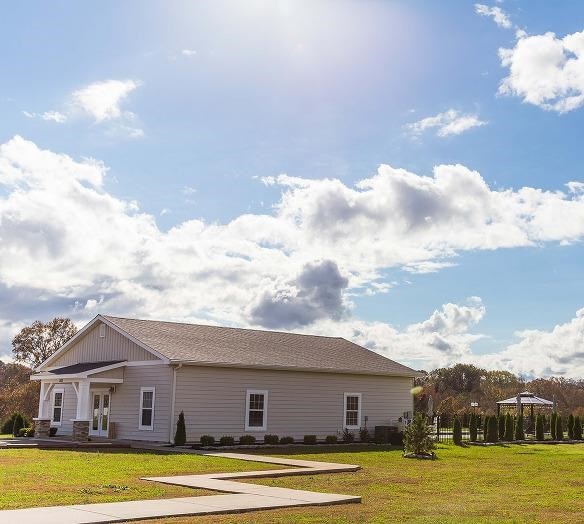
[51,387,64,427]
[99,324,106,338]
[245,389,268,432]
[138,387,155,431]
[343,392,362,430]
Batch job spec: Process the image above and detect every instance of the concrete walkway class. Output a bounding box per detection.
[0,451,361,523]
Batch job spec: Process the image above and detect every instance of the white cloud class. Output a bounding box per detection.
[22,110,67,123]
[182,49,197,57]
[1,137,584,376]
[406,109,487,138]
[72,79,140,122]
[474,4,512,29]
[499,30,584,113]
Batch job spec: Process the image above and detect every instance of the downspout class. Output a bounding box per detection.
[169,363,182,443]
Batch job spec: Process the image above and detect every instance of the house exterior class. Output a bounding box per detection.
[31,315,419,443]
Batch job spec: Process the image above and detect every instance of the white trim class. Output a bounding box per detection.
[139,387,156,431]
[343,392,362,430]
[51,387,65,427]
[245,389,268,432]
[32,376,123,384]
[169,363,182,443]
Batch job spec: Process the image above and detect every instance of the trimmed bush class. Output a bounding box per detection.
[453,416,462,445]
[263,434,279,445]
[325,435,338,444]
[504,413,514,441]
[239,435,256,445]
[2,414,22,434]
[550,412,557,440]
[12,414,25,437]
[303,434,317,445]
[219,436,235,446]
[567,414,575,440]
[279,436,294,444]
[487,415,498,443]
[555,415,564,441]
[49,427,58,437]
[535,414,544,441]
[514,415,525,441]
[359,427,371,443]
[498,414,506,441]
[18,427,35,437]
[574,416,583,440]
[469,413,478,441]
[174,411,186,446]
[342,428,355,443]
[200,435,215,447]
[403,413,435,456]
[483,416,489,441]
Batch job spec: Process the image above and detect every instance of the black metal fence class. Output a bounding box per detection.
[433,414,483,443]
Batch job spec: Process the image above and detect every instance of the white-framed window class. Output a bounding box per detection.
[245,389,268,431]
[51,388,64,426]
[99,324,106,338]
[344,392,362,429]
[139,387,155,430]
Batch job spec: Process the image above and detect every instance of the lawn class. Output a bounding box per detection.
[0,448,279,509]
[145,443,584,524]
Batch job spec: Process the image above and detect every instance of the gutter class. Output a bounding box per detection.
[168,363,183,443]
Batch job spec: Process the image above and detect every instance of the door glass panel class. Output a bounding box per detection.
[101,394,110,432]
[92,394,100,431]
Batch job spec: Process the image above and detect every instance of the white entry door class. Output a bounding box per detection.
[90,391,110,437]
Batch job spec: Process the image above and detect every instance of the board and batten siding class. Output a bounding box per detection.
[50,322,159,367]
[174,365,413,441]
[109,365,172,442]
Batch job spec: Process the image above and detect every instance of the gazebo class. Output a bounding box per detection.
[496,391,554,421]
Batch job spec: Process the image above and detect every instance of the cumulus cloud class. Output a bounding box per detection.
[499,30,584,113]
[72,79,140,122]
[250,260,349,329]
[474,4,512,29]
[22,110,67,123]
[405,109,486,138]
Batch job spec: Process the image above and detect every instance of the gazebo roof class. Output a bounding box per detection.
[496,391,554,406]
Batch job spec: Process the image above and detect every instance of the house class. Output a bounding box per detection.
[31,315,419,443]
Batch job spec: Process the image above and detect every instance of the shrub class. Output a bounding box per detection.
[303,434,317,445]
[550,412,557,440]
[219,436,235,446]
[535,414,544,441]
[18,427,35,437]
[504,413,514,441]
[555,415,564,441]
[574,416,583,440]
[200,435,215,447]
[453,416,462,445]
[469,413,478,441]
[263,434,279,445]
[12,414,25,437]
[342,428,355,443]
[514,415,525,441]
[487,415,499,443]
[2,413,22,434]
[239,435,256,445]
[389,431,404,446]
[567,414,575,440]
[359,427,371,443]
[325,435,338,444]
[279,436,294,444]
[174,411,186,446]
[498,414,506,440]
[49,427,58,437]
[483,416,489,441]
[403,413,435,456]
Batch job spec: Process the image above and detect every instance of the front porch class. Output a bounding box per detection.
[31,361,127,441]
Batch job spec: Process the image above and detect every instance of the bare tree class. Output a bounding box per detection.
[12,318,77,368]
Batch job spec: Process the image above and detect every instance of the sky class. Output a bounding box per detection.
[1,0,584,378]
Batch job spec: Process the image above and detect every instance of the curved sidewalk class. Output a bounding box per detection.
[0,451,361,523]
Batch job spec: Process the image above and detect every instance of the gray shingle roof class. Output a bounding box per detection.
[103,316,419,377]
[45,360,125,375]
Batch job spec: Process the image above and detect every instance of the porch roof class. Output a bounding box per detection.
[31,360,127,380]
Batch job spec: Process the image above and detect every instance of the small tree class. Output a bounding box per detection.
[514,415,525,441]
[567,414,575,440]
[535,414,544,441]
[174,411,186,446]
[12,413,25,437]
[403,413,436,456]
[504,413,514,441]
[498,414,505,440]
[469,413,478,441]
[487,415,498,443]
[550,412,557,440]
[453,416,462,445]
[483,415,489,441]
[574,416,583,440]
[555,415,564,441]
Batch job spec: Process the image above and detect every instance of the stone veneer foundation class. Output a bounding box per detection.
[33,418,51,438]
[72,420,90,442]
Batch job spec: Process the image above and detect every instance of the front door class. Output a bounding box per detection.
[90,391,110,437]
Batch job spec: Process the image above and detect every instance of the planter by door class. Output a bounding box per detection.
[90,390,111,437]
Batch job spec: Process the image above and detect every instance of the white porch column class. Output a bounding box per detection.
[37,381,47,418]
[76,380,92,420]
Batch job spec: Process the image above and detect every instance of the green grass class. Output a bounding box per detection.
[148,443,584,524]
[0,434,12,439]
[0,448,279,509]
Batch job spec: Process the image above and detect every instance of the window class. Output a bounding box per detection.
[51,388,64,426]
[139,387,155,430]
[245,389,268,431]
[344,393,361,429]
[99,324,106,338]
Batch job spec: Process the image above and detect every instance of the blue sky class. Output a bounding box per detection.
[1,1,583,377]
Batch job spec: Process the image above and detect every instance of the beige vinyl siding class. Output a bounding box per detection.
[174,366,413,442]
[50,323,159,367]
[38,383,77,436]
[109,365,172,442]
